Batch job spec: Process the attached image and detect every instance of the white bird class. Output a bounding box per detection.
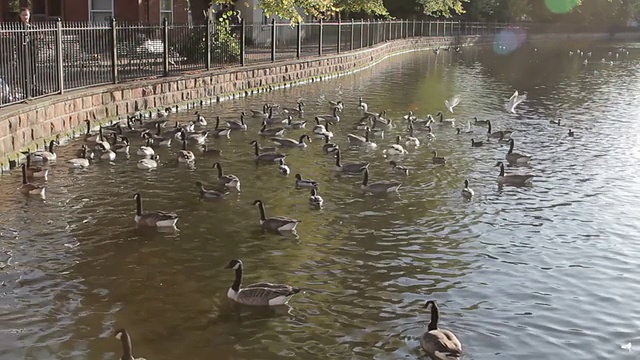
[461,179,474,200]
[505,90,527,114]
[444,95,461,113]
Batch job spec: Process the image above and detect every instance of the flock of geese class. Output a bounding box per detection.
[13,87,565,360]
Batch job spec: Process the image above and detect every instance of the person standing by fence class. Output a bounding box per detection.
[15,7,44,99]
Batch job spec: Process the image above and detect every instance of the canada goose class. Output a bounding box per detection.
[194,111,207,126]
[271,134,312,148]
[111,135,131,154]
[322,134,339,154]
[471,139,483,147]
[212,162,241,191]
[178,140,195,163]
[252,141,286,164]
[137,154,159,170]
[68,145,91,168]
[347,127,377,149]
[329,100,344,111]
[425,125,436,141]
[334,150,369,174]
[19,164,45,196]
[473,117,489,126]
[462,179,474,200]
[403,111,417,121]
[265,106,286,125]
[361,168,402,193]
[133,192,179,227]
[201,144,222,157]
[568,129,575,137]
[312,118,333,139]
[420,300,463,360]
[84,120,113,143]
[309,188,324,208]
[157,107,172,118]
[224,259,301,306]
[30,140,57,163]
[278,158,290,175]
[114,329,146,360]
[250,104,270,118]
[436,111,456,127]
[356,96,368,111]
[184,129,209,145]
[98,142,116,161]
[505,89,527,113]
[373,111,393,128]
[295,173,318,189]
[495,161,534,185]
[149,123,172,146]
[316,107,341,123]
[227,112,248,131]
[550,119,561,125]
[390,160,409,176]
[384,136,408,155]
[282,101,304,115]
[93,127,112,151]
[505,139,531,165]
[136,138,155,157]
[252,199,301,233]
[195,181,225,199]
[211,116,231,138]
[405,122,420,147]
[445,94,461,113]
[24,153,48,179]
[259,121,286,137]
[432,151,446,165]
[487,120,513,139]
[141,118,168,130]
[284,116,307,129]
[248,140,277,154]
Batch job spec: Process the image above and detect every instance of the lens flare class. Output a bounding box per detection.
[545,0,580,14]
[493,28,527,55]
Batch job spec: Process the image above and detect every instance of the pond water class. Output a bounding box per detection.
[1,40,640,360]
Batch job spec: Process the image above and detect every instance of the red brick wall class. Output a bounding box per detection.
[114,0,140,22]
[64,0,89,21]
[173,0,189,23]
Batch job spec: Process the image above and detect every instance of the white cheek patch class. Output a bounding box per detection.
[115,332,122,340]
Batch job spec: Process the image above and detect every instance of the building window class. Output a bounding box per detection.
[89,0,113,22]
[160,0,173,23]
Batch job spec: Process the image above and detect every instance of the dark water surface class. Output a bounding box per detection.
[1,40,640,359]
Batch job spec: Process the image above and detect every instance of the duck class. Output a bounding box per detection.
[137,154,159,170]
[432,151,446,165]
[194,111,207,126]
[68,145,91,168]
[252,141,286,164]
[473,117,489,126]
[211,116,231,138]
[471,139,483,147]
[444,94,461,113]
[227,113,248,131]
[461,179,474,200]
[405,122,420,147]
[136,138,155,157]
[420,300,463,360]
[315,107,341,123]
[495,161,534,185]
[249,140,277,154]
[178,140,196,163]
[24,153,48,179]
[322,134,339,154]
[295,173,318,189]
[19,164,45,196]
[278,158,291,175]
[334,149,369,174]
[201,144,222,157]
[309,188,324,208]
[347,127,377,149]
[487,120,513,140]
[30,140,57,163]
[271,134,312,148]
[361,168,402,193]
[550,119,561,125]
[98,142,116,161]
[133,192,179,227]
[195,181,225,199]
[250,104,270,118]
[212,162,241,191]
[224,259,301,306]
[568,129,575,137]
[114,329,146,360]
[505,139,531,165]
[258,121,286,137]
[384,136,409,155]
[436,111,456,127]
[390,160,409,176]
[284,116,307,129]
[312,118,333,139]
[252,199,301,233]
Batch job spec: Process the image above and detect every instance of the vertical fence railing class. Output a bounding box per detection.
[0,19,512,108]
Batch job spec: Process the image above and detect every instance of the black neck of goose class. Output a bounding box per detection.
[260,123,267,133]
[333,107,338,116]
[253,142,260,156]
[182,140,187,151]
[268,107,273,118]
[487,121,492,134]
[409,125,414,137]
[396,136,401,145]
[135,195,143,216]
[439,112,443,121]
[85,121,90,135]
[21,165,27,184]
[111,134,117,146]
[365,129,370,142]
[428,303,440,331]
[232,265,243,292]
[156,124,161,136]
[215,163,223,178]
[324,136,329,144]
[82,147,87,159]
[26,153,32,168]
[325,122,330,131]
[146,138,152,147]
[98,127,104,141]
[215,116,220,130]
[508,140,514,154]
[119,331,133,359]
[499,163,505,176]
[335,151,341,167]
[362,169,369,186]
[48,141,54,153]
[240,114,245,125]
[299,134,306,144]
[256,201,266,221]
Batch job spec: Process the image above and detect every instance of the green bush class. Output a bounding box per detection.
[172,13,241,65]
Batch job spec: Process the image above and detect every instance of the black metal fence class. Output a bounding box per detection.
[0,19,532,108]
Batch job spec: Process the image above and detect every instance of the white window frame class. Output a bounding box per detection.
[160,0,173,24]
[88,0,114,23]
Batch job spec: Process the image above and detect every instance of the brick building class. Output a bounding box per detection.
[1,0,190,23]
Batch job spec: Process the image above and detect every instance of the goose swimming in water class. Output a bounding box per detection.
[461,179,474,200]
[114,329,146,360]
[213,162,241,191]
[308,188,324,208]
[133,192,179,227]
[361,168,402,193]
[420,300,463,360]
[224,259,301,306]
[19,164,45,196]
[252,199,301,233]
[505,139,531,165]
[333,150,369,174]
[495,161,534,186]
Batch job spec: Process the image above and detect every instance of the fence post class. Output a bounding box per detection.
[360,19,364,48]
[318,18,323,56]
[412,20,416,37]
[240,19,246,65]
[350,19,354,50]
[421,20,424,37]
[337,18,341,54]
[271,19,276,62]
[110,18,118,84]
[296,21,301,59]
[162,18,169,76]
[55,18,64,94]
[206,16,212,70]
